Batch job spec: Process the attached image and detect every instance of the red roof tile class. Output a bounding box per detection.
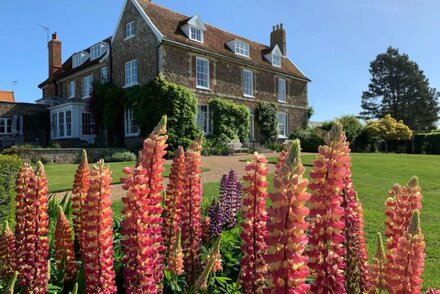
[137,0,309,81]
[0,91,15,103]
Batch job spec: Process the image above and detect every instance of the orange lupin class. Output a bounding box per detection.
[71,150,90,251]
[54,206,78,283]
[0,221,16,279]
[82,160,116,293]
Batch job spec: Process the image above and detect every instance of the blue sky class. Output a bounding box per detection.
[1,0,439,122]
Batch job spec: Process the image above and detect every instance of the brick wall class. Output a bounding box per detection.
[59,65,106,99]
[112,0,159,88]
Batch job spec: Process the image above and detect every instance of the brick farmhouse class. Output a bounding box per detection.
[38,0,310,147]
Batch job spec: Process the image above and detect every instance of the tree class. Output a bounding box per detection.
[365,114,412,152]
[360,47,439,131]
[321,115,364,143]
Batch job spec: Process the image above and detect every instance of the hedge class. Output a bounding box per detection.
[413,132,440,154]
[209,98,249,143]
[0,155,23,229]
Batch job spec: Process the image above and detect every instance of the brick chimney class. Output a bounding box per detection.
[48,32,62,79]
[270,23,286,56]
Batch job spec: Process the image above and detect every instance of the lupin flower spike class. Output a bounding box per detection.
[82,160,116,294]
[220,170,242,229]
[308,123,348,293]
[121,116,168,293]
[370,233,387,292]
[167,230,184,276]
[54,206,77,283]
[265,139,310,294]
[386,210,425,293]
[181,137,203,286]
[239,152,269,294]
[71,150,89,251]
[0,221,16,279]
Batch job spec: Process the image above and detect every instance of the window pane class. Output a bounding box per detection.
[278,79,286,102]
[59,112,64,137]
[66,111,71,136]
[197,105,210,134]
[190,27,202,41]
[196,58,209,88]
[243,70,253,96]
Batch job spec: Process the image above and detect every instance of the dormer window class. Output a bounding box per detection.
[90,45,101,60]
[264,45,283,68]
[72,52,88,68]
[190,27,203,42]
[182,15,206,44]
[272,54,281,67]
[235,41,249,57]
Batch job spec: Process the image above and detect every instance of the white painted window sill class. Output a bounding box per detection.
[125,133,140,138]
[196,86,211,91]
[124,35,135,41]
[278,100,287,104]
[82,95,90,99]
[123,82,139,88]
[243,94,254,98]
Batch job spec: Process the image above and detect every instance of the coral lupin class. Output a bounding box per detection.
[180,137,203,285]
[71,150,90,251]
[15,162,50,293]
[0,221,16,279]
[82,160,116,294]
[239,152,269,294]
[167,230,184,276]
[121,116,168,293]
[308,123,347,293]
[163,146,185,263]
[54,206,78,283]
[386,210,425,293]
[370,233,387,292]
[264,140,310,294]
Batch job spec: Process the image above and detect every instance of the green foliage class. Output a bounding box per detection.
[413,131,440,154]
[104,151,137,162]
[202,136,229,156]
[89,83,125,146]
[255,102,278,144]
[360,46,440,131]
[365,114,413,142]
[321,115,364,143]
[127,76,200,151]
[209,98,249,143]
[0,155,23,229]
[290,127,324,152]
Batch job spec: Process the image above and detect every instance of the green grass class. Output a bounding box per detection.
[44,161,169,193]
[112,153,440,288]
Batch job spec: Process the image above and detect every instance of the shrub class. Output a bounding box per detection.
[104,151,137,162]
[255,102,278,144]
[290,127,324,152]
[209,98,249,143]
[0,155,23,228]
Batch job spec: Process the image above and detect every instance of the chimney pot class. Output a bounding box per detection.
[52,32,58,40]
[270,23,287,55]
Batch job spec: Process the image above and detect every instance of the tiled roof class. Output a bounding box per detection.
[39,37,112,88]
[0,91,15,103]
[137,0,309,81]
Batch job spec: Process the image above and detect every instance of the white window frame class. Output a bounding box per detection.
[0,118,12,134]
[272,54,281,67]
[242,69,254,97]
[58,111,65,137]
[125,21,135,40]
[190,26,203,43]
[66,110,72,137]
[82,75,93,98]
[90,44,101,60]
[100,66,108,83]
[197,104,212,135]
[277,78,287,102]
[248,107,255,141]
[196,57,210,90]
[235,41,250,57]
[124,108,140,137]
[72,54,82,68]
[277,112,288,139]
[124,59,138,87]
[68,80,75,98]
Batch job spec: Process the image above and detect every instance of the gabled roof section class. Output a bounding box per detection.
[185,14,207,30]
[135,0,309,81]
[0,91,15,103]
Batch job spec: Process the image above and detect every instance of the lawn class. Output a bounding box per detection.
[44,161,170,193]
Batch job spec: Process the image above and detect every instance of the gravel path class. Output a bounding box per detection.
[56,152,279,201]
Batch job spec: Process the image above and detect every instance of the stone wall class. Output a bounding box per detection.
[112,0,159,88]
[59,64,107,99]
[8,148,127,164]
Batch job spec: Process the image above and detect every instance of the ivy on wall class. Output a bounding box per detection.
[89,76,200,151]
[209,98,249,143]
[255,102,278,144]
